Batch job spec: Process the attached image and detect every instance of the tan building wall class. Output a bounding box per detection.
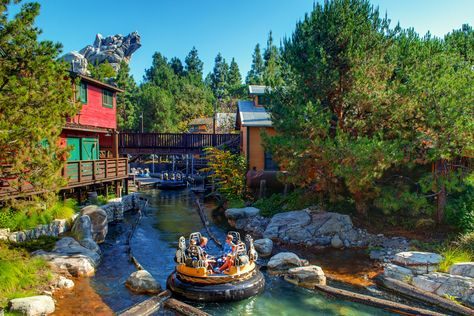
[242,126,276,171]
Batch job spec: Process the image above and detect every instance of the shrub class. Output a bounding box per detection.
[254,189,320,217]
[446,185,474,233]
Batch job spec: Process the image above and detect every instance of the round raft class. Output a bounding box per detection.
[166,232,265,302]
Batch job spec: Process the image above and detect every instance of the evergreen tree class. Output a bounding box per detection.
[144,52,178,92]
[246,44,264,85]
[88,60,116,81]
[0,0,79,204]
[228,58,242,87]
[445,24,474,63]
[169,57,184,76]
[210,53,229,100]
[262,31,282,87]
[185,46,204,83]
[116,61,138,130]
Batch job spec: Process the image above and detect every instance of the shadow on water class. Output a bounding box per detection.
[92,189,396,315]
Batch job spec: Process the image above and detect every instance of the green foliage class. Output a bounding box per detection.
[265,0,474,220]
[116,61,139,130]
[262,31,282,87]
[0,243,52,308]
[0,199,78,231]
[246,44,264,85]
[9,236,58,253]
[0,0,80,205]
[203,147,247,202]
[455,232,474,254]
[254,189,320,217]
[438,247,472,272]
[138,49,214,132]
[446,182,474,233]
[87,60,116,81]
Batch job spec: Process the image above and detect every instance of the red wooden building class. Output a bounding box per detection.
[0,73,128,200]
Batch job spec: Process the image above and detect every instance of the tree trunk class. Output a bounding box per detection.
[435,159,447,224]
[353,191,367,216]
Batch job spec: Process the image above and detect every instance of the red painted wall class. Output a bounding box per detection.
[69,83,117,129]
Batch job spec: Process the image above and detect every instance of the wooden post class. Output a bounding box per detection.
[283,183,288,196]
[124,179,129,195]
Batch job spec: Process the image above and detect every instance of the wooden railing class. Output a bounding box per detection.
[0,158,129,199]
[63,158,128,188]
[119,133,240,151]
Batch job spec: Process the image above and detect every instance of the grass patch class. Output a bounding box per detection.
[0,243,52,309]
[0,199,78,231]
[253,189,320,217]
[227,198,246,209]
[438,247,472,272]
[96,193,117,206]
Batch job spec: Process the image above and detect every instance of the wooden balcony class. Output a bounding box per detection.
[0,158,128,199]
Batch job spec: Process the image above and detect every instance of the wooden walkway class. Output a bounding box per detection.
[119,132,240,155]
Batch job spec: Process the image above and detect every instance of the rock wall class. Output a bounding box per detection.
[1,193,141,243]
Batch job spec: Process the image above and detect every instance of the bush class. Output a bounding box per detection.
[0,199,78,231]
[446,185,474,233]
[254,189,320,217]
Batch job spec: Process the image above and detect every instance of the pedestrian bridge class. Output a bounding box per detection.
[119,132,240,155]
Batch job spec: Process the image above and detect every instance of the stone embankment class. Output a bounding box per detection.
[5,193,142,316]
[225,206,408,260]
[381,251,474,310]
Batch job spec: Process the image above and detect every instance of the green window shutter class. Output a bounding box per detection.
[102,89,113,108]
[77,82,87,104]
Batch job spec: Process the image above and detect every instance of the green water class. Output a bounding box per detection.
[93,188,396,315]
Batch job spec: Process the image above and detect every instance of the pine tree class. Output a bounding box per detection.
[246,44,264,85]
[116,61,138,130]
[144,52,178,92]
[88,60,116,81]
[185,46,204,83]
[263,31,282,87]
[0,0,79,204]
[210,53,229,100]
[228,58,242,87]
[169,57,184,76]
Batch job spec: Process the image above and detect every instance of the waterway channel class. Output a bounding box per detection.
[90,188,396,315]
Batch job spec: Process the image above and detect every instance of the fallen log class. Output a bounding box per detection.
[375,275,474,316]
[117,290,171,316]
[164,298,210,316]
[195,198,223,249]
[313,284,445,316]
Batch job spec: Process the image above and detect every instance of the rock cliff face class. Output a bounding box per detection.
[61,32,141,75]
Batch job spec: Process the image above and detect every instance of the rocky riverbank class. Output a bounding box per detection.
[225,206,409,261]
[3,194,142,316]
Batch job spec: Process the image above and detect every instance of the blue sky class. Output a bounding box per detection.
[13,0,474,82]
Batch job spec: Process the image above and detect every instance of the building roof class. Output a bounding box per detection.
[71,72,124,93]
[237,100,272,127]
[248,85,271,95]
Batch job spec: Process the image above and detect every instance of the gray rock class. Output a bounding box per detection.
[62,32,141,75]
[312,212,353,235]
[393,251,442,275]
[254,238,273,257]
[285,265,326,288]
[8,295,55,316]
[330,235,343,249]
[313,236,331,246]
[56,276,74,289]
[263,210,312,243]
[412,272,474,307]
[80,206,108,243]
[449,262,474,278]
[267,252,305,274]
[383,263,414,282]
[71,215,93,241]
[234,215,270,237]
[225,207,260,220]
[126,270,161,294]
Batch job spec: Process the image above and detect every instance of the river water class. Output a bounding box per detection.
[91,188,395,315]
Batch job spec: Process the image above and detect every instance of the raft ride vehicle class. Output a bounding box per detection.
[167,232,265,302]
[154,171,187,190]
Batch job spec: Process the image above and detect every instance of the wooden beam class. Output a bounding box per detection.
[164,298,210,316]
[117,291,171,316]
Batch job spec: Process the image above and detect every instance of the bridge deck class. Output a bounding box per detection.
[119,132,240,155]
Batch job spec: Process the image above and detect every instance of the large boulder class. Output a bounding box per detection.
[412,272,474,307]
[383,263,414,282]
[267,252,306,274]
[285,265,326,288]
[80,205,108,243]
[125,270,161,294]
[71,215,100,253]
[392,251,442,275]
[34,237,100,277]
[8,295,55,316]
[225,207,260,220]
[264,210,312,243]
[254,238,273,257]
[449,262,474,278]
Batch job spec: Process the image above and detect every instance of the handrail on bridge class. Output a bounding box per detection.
[119,132,240,149]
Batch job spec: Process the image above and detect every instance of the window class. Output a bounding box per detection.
[102,89,114,108]
[77,82,87,104]
[264,151,279,171]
